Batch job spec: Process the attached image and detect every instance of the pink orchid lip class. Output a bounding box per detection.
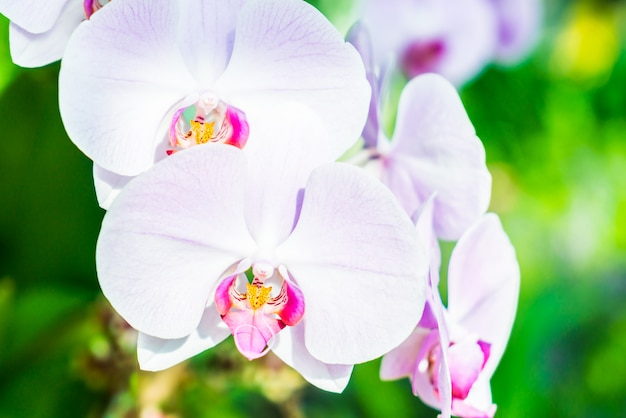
[214,261,305,360]
[84,0,109,19]
[167,93,249,156]
[401,39,446,79]
[447,340,489,400]
[416,329,492,403]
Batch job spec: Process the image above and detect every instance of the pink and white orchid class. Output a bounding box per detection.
[0,0,110,67]
[358,0,498,86]
[96,111,428,393]
[58,0,370,208]
[344,51,491,241]
[381,212,519,417]
[490,0,543,65]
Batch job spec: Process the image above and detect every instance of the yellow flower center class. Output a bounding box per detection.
[189,120,216,145]
[246,283,272,310]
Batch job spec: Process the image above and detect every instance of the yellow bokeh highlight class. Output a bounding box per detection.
[550,4,619,81]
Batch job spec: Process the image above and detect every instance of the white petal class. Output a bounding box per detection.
[59,0,197,175]
[413,193,441,278]
[0,0,69,33]
[433,0,498,86]
[176,0,246,85]
[93,163,133,210]
[138,305,231,371]
[9,0,84,67]
[271,323,353,393]
[276,163,427,364]
[386,74,491,240]
[360,0,498,86]
[242,102,334,251]
[345,21,380,149]
[360,0,441,68]
[380,328,425,381]
[493,0,542,64]
[431,287,452,417]
[461,373,495,415]
[97,145,257,339]
[217,0,370,154]
[447,213,519,377]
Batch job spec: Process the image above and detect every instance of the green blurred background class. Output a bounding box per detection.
[1,0,626,417]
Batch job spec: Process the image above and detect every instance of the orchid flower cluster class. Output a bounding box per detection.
[0,0,531,416]
[359,0,542,86]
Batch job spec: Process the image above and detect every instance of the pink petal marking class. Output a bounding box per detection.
[279,283,305,326]
[221,105,249,149]
[214,274,236,316]
[168,107,186,147]
[477,340,491,369]
[277,272,305,326]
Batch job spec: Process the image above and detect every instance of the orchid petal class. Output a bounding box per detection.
[432,284,452,418]
[8,0,84,67]
[243,102,334,251]
[93,163,133,210]
[216,0,370,155]
[454,373,496,418]
[413,241,452,417]
[451,399,496,418]
[276,163,427,364]
[410,329,443,407]
[59,0,198,175]
[413,193,441,279]
[447,213,520,377]
[346,21,379,149]
[361,0,497,86]
[96,145,256,339]
[137,305,231,371]
[493,0,542,64]
[380,328,427,381]
[0,0,68,34]
[177,0,246,85]
[386,73,491,240]
[447,341,485,400]
[278,276,305,327]
[214,274,237,317]
[271,323,353,393]
[360,0,441,68]
[429,0,498,86]
[417,301,438,330]
[411,286,452,416]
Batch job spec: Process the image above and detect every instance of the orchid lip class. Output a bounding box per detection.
[167,92,249,156]
[215,261,305,360]
[419,331,492,402]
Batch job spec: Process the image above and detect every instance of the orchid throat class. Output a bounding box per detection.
[168,93,249,156]
[215,262,305,360]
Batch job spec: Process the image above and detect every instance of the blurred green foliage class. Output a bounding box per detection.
[1,0,626,417]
